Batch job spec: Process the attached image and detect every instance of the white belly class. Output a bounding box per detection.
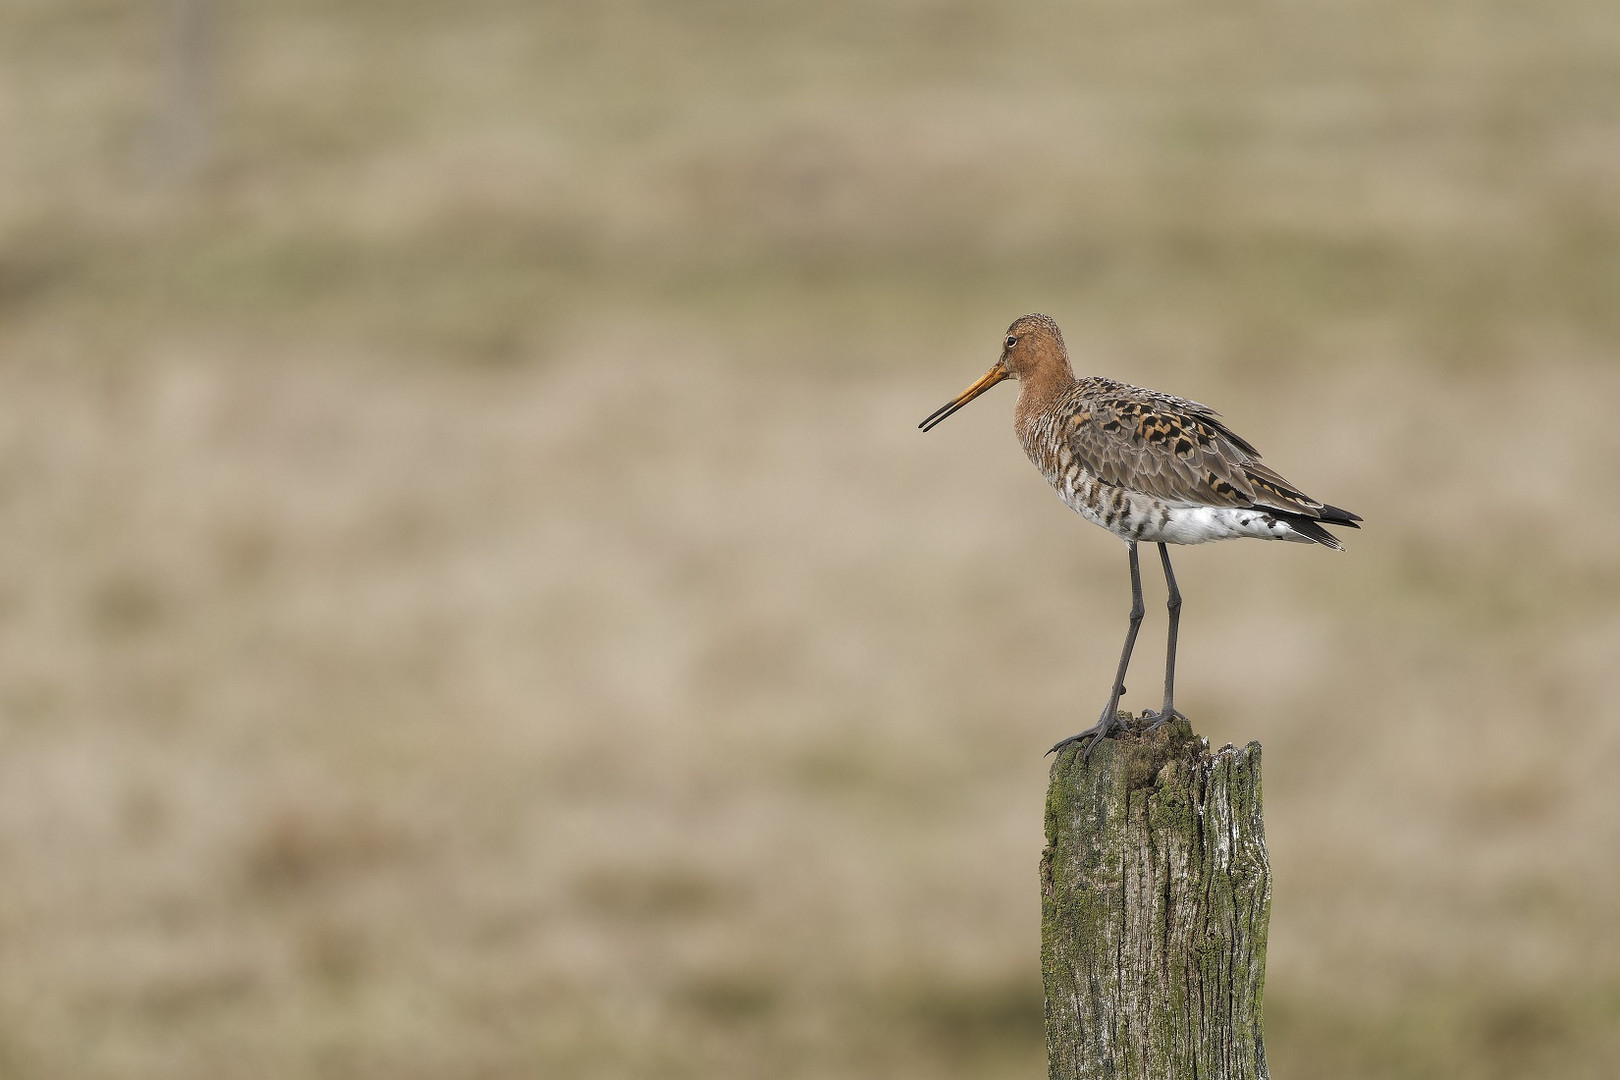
[1055,475,1298,545]
[1151,505,1295,544]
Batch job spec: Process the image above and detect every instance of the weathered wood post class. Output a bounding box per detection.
[1041,716,1271,1080]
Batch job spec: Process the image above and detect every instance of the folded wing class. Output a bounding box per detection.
[1066,379,1362,529]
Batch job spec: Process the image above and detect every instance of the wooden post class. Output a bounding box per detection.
[1041,717,1272,1080]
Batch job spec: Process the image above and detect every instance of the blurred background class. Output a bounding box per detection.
[2,0,1618,1076]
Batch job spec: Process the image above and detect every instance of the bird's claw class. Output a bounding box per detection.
[1049,708,1192,759]
[1045,710,1132,759]
[1136,707,1190,736]
[1045,732,1093,758]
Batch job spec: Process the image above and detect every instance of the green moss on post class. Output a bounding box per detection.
[1041,717,1271,1080]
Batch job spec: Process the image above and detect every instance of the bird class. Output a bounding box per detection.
[919,313,1360,758]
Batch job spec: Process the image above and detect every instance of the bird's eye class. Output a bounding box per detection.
[1005,335,1018,349]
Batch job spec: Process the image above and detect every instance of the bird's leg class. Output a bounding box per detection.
[1141,542,1190,735]
[1048,542,1145,759]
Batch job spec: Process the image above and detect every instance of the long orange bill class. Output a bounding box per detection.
[918,362,1011,432]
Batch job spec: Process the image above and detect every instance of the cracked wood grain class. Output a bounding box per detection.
[1042,718,1271,1080]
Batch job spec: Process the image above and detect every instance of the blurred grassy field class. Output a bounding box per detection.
[1,1,1618,1077]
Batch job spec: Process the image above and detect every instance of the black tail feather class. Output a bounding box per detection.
[1267,509,1350,550]
[1315,502,1362,527]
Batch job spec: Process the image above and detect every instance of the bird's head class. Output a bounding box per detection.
[919,313,1073,432]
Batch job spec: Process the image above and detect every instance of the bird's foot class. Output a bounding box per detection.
[1136,707,1190,736]
[1046,709,1132,760]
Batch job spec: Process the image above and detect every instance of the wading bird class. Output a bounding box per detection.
[920,314,1360,758]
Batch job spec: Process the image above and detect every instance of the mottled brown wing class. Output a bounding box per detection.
[1063,381,1328,515]
[1236,458,1332,515]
